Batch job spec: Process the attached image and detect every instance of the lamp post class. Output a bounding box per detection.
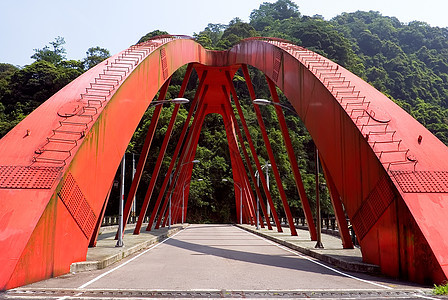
[262,162,271,220]
[116,154,125,247]
[168,159,200,229]
[254,98,324,245]
[222,178,243,224]
[131,153,136,220]
[254,170,260,230]
[255,161,272,228]
[182,178,203,223]
[315,146,324,248]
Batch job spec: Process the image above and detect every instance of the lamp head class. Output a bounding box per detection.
[171,97,190,104]
[253,98,272,106]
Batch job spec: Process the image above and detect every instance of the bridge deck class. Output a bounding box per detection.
[12,224,428,293]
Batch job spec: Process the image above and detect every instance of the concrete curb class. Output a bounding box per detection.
[237,225,380,274]
[70,225,186,273]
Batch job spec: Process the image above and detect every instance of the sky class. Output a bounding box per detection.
[1,0,448,67]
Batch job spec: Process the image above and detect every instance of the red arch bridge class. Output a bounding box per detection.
[0,35,447,290]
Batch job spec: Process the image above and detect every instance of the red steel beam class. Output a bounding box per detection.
[118,77,172,237]
[89,184,112,247]
[222,106,255,224]
[155,102,208,229]
[321,158,354,249]
[154,97,208,229]
[134,103,180,233]
[223,87,270,229]
[160,106,206,228]
[224,71,282,232]
[134,64,194,233]
[145,73,208,231]
[242,65,298,236]
[265,76,317,240]
[229,119,255,224]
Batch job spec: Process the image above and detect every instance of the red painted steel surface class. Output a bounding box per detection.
[119,78,171,237]
[266,75,317,240]
[1,36,448,289]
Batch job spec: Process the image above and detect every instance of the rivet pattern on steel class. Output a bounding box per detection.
[58,173,96,238]
[391,171,448,193]
[352,176,395,239]
[0,166,61,189]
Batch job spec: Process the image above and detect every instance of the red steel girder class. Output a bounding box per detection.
[154,101,208,229]
[224,71,283,232]
[222,107,256,224]
[133,68,191,234]
[119,76,172,237]
[145,74,208,231]
[241,65,298,236]
[1,36,448,289]
[265,76,317,240]
[89,183,112,247]
[320,158,354,249]
[222,86,270,229]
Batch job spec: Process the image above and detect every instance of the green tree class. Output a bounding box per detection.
[138,30,170,44]
[31,36,67,65]
[83,46,111,70]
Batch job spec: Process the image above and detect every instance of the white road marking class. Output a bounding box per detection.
[76,229,184,289]
[235,226,394,290]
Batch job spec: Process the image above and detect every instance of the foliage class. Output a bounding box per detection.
[137,30,170,44]
[2,0,448,223]
[83,46,110,70]
[433,282,448,295]
[0,38,109,137]
[31,36,67,65]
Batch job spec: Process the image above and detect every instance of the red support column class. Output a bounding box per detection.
[133,66,194,234]
[154,103,208,229]
[118,78,171,237]
[160,108,206,228]
[242,65,298,236]
[134,103,180,233]
[142,72,208,232]
[265,76,317,240]
[321,159,354,249]
[222,107,256,224]
[224,71,282,232]
[223,90,270,229]
[89,184,112,247]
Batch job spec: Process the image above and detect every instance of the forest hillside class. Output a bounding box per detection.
[1,0,447,222]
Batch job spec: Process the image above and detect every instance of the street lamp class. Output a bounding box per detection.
[253,98,298,115]
[222,178,243,224]
[255,98,324,246]
[254,161,272,230]
[150,97,190,106]
[116,154,125,247]
[182,178,203,223]
[168,159,200,229]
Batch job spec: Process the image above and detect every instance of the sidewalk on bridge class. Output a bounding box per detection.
[237,224,380,274]
[70,223,187,273]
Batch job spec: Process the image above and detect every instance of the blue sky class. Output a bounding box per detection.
[1,0,447,66]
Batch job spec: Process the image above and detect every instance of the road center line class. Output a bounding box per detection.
[235,226,394,290]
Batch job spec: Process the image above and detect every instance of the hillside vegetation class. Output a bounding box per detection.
[1,0,447,222]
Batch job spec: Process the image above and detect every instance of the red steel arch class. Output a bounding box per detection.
[0,36,447,289]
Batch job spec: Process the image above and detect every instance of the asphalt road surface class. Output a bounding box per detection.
[2,224,438,299]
